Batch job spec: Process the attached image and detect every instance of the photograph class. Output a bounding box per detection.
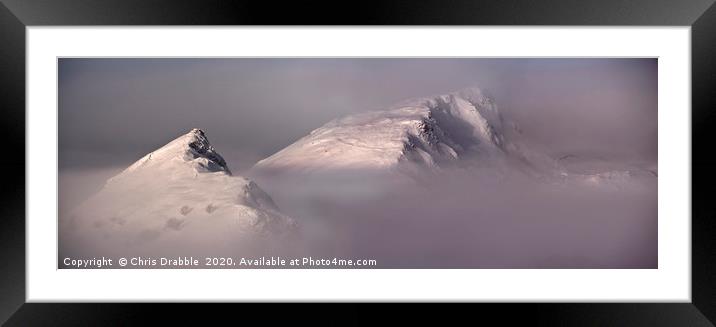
[58,57,658,269]
[4,0,714,324]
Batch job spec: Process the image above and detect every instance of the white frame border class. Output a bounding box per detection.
[27,27,690,302]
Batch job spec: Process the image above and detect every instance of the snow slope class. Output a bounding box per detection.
[61,129,295,256]
[253,87,513,175]
[251,86,656,192]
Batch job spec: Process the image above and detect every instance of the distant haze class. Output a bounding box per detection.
[58,58,658,268]
[59,58,657,173]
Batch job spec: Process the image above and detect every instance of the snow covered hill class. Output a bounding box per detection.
[61,128,296,257]
[252,87,517,176]
[250,86,656,192]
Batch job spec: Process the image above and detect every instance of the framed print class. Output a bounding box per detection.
[1,0,715,325]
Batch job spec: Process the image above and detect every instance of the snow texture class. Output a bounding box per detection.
[252,87,510,175]
[252,87,656,189]
[61,129,295,257]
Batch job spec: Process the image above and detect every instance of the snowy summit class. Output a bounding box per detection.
[250,86,655,189]
[108,128,231,184]
[252,87,514,175]
[63,129,295,255]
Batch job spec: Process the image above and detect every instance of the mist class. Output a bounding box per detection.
[58,58,657,268]
[246,161,657,268]
[59,165,656,268]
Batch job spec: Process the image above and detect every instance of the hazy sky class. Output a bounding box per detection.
[59,58,657,172]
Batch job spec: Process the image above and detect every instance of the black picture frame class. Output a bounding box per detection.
[1,0,714,325]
